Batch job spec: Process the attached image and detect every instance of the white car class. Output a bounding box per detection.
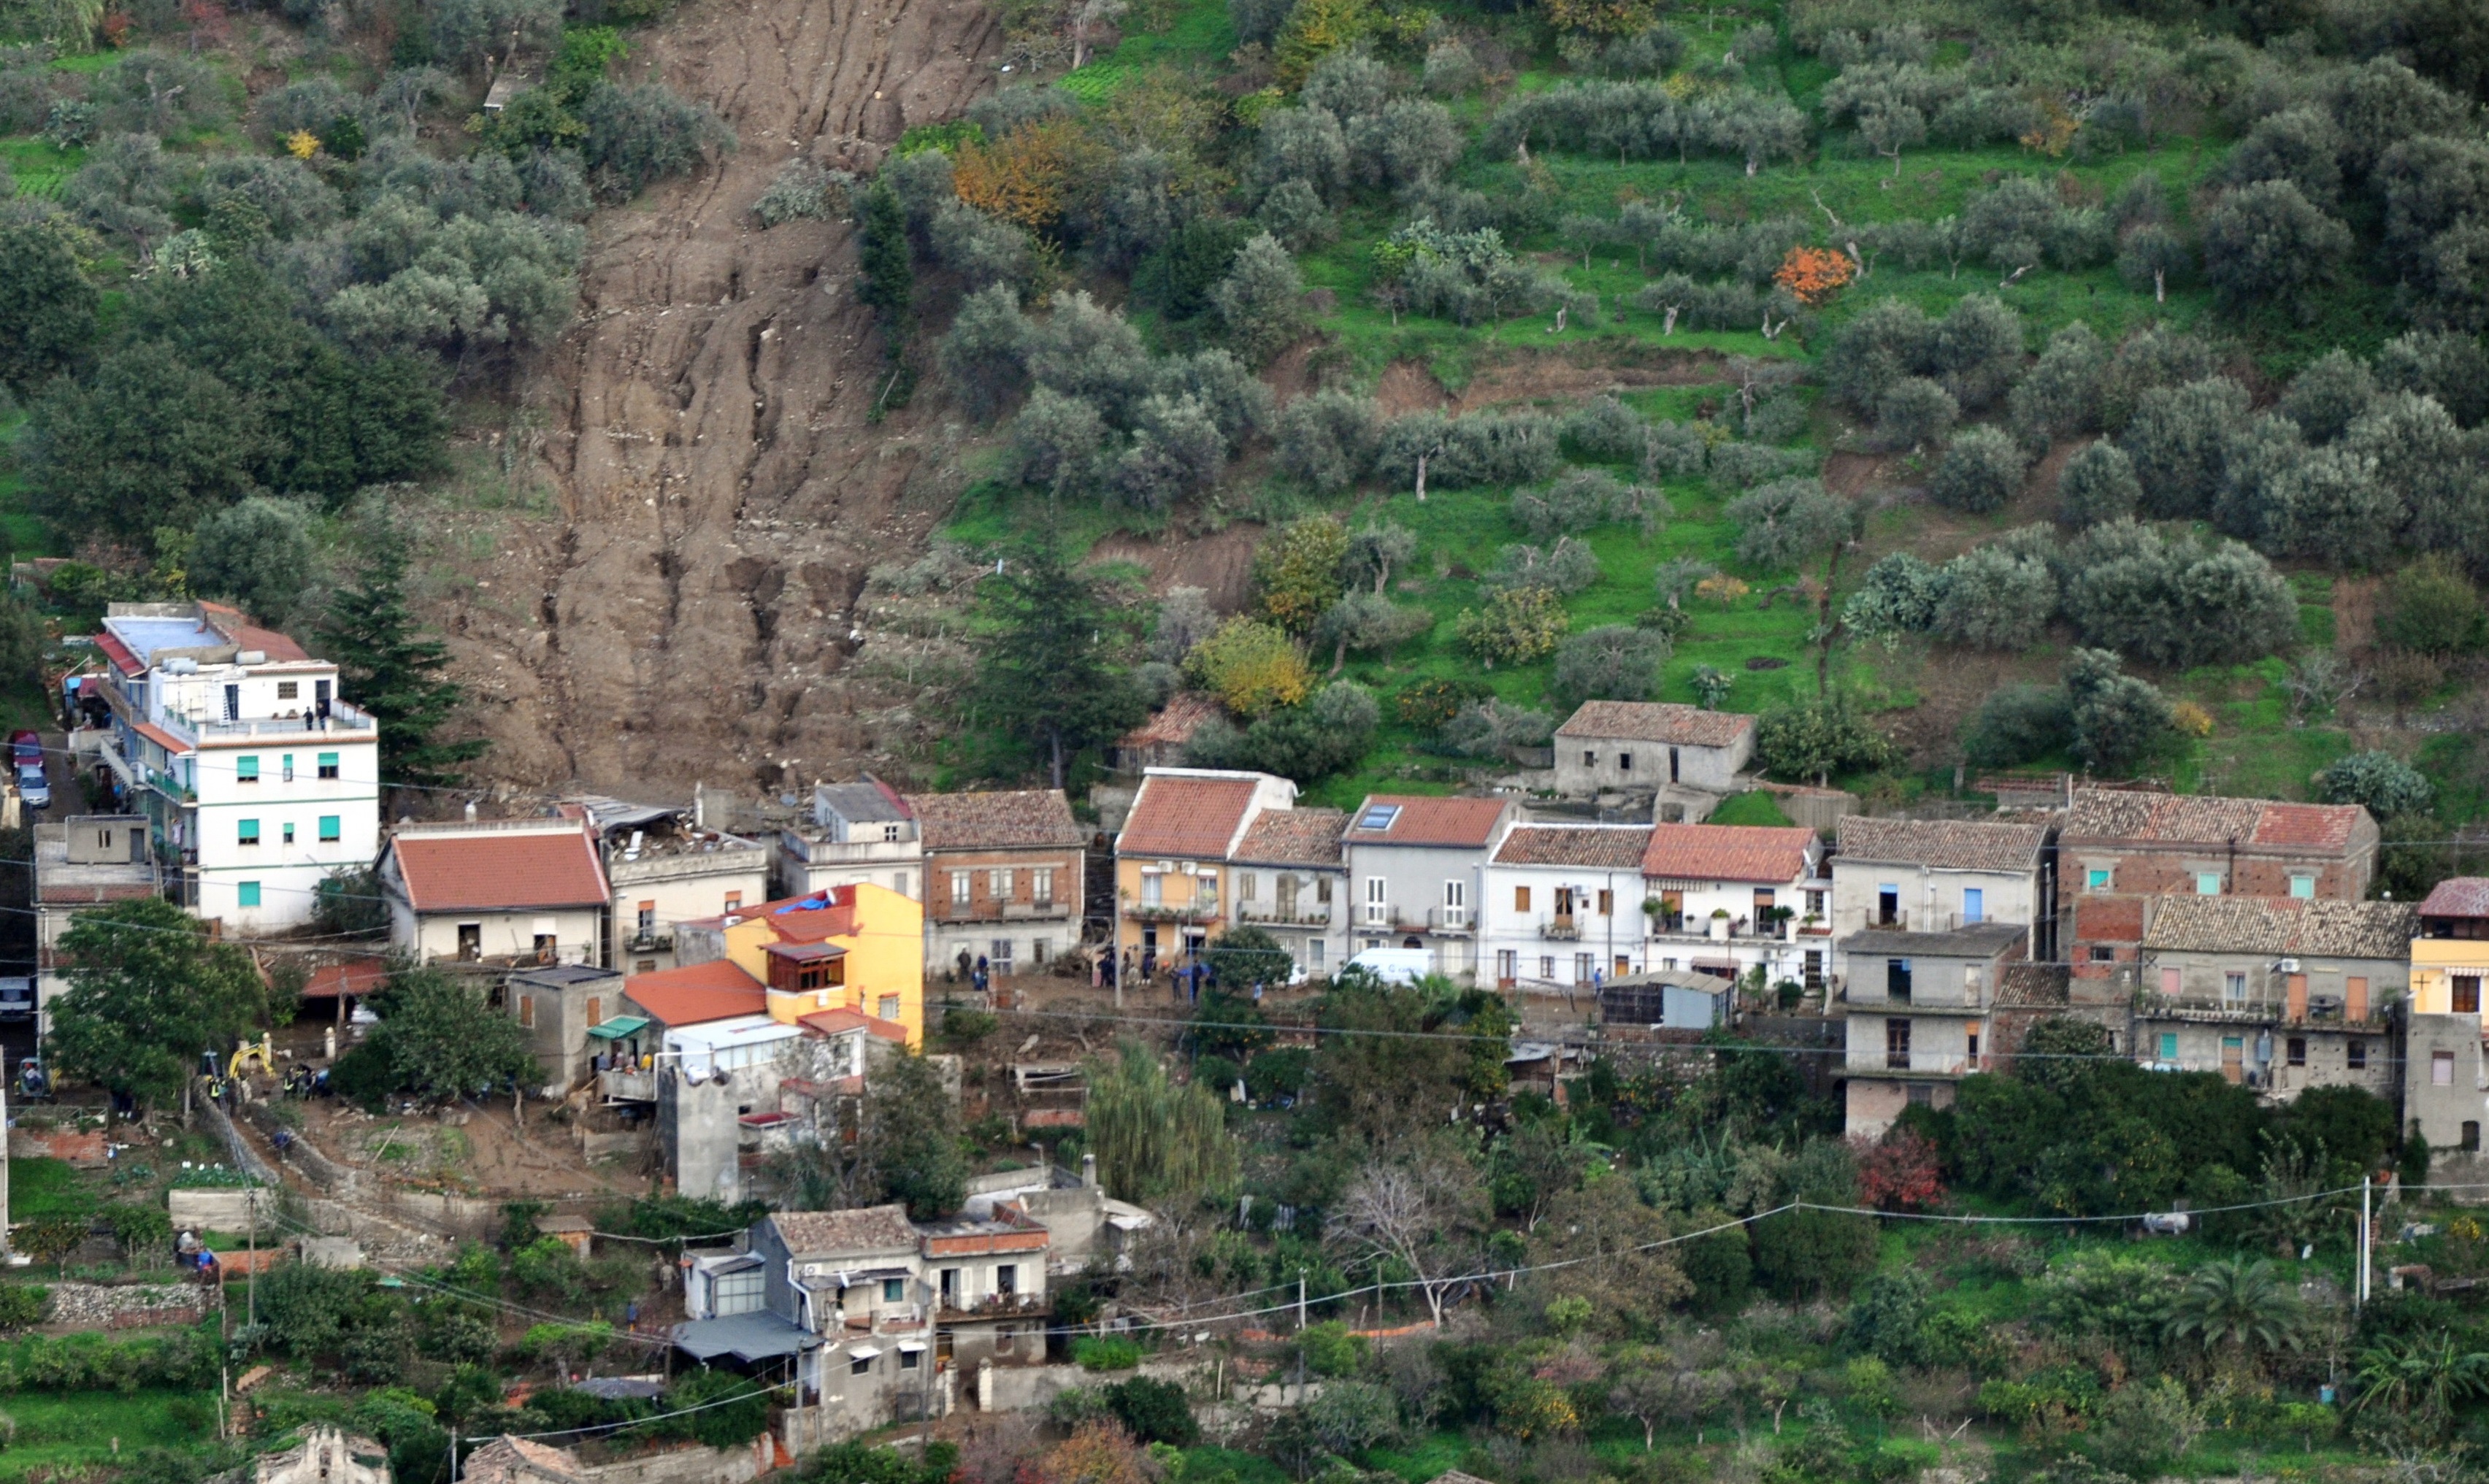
[1343,947,1433,985]
[16,767,49,812]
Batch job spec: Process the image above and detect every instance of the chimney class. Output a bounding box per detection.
[464,801,478,823]
[1082,1152,1098,1189]
[694,780,707,830]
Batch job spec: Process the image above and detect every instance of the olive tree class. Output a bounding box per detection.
[2200,180,2351,320]
[2121,377,2251,520]
[1212,233,1308,368]
[2312,752,2432,818]
[1928,426,2029,513]
[2279,350,2379,445]
[1275,391,1382,494]
[191,496,317,626]
[2064,648,2174,777]
[1931,543,2053,650]
[2057,438,2141,527]
[1727,479,1855,569]
[1548,625,1670,711]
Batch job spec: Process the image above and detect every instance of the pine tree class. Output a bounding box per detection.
[321,526,486,790]
[967,539,1145,788]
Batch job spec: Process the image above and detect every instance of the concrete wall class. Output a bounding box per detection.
[1342,842,1488,981]
[169,1186,275,1233]
[1844,1011,1976,1080]
[610,853,772,972]
[1481,859,1648,989]
[392,905,604,968]
[2409,1012,2486,1156]
[1554,733,1750,797]
[982,1363,1089,1414]
[585,1439,771,1484]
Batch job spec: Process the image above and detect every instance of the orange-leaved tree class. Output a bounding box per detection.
[952,118,1090,234]
[1773,245,1854,305]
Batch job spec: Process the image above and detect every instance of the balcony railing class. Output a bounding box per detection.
[937,1292,1049,1320]
[600,1067,657,1101]
[1539,916,1579,941]
[1428,906,1470,933]
[1649,916,1785,942]
[626,931,675,954]
[1238,902,1332,926]
[161,700,380,745]
[1124,901,1219,923]
[1852,1051,1982,1077]
[1001,901,1072,920]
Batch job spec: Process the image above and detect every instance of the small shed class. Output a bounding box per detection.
[1599,968,1734,1031]
[534,1213,594,1258]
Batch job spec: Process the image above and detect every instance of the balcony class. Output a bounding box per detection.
[1648,915,1786,943]
[1238,902,1332,927]
[1539,916,1580,942]
[600,1066,657,1101]
[1427,906,1471,934]
[789,837,918,864]
[1850,1052,1982,1077]
[1124,900,1219,924]
[1002,900,1072,920]
[626,931,675,954]
[936,1292,1050,1321]
[1861,910,1970,934]
[162,699,380,744]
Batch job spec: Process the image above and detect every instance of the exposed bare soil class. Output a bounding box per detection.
[426,0,1004,797]
[1090,524,1268,611]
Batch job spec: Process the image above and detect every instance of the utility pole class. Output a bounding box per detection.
[1296,1270,1306,1331]
[2358,1175,2372,1310]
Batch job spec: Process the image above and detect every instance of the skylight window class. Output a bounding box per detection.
[1359,804,1401,831]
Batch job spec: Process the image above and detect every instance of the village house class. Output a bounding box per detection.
[1113,769,1300,980]
[569,796,770,974]
[1341,794,1516,983]
[1598,969,1736,1034]
[907,789,1086,983]
[1839,921,2028,1137]
[31,817,159,1039]
[2410,878,2489,1026]
[1829,815,2055,962]
[1228,807,1350,982]
[2407,1013,2489,1175]
[1481,823,1654,991]
[1552,701,1755,816]
[2131,894,2411,1100]
[503,964,626,1094]
[377,816,610,967]
[1639,823,1827,988]
[86,601,380,931]
[775,780,923,902]
[1110,693,1222,774]
[672,885,926,1042]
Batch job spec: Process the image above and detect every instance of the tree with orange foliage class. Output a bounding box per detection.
[952,119,1092,234]
[1773,245,1853,306]
[1855,1129,1944,1212]
[1027,1423,1149,1484]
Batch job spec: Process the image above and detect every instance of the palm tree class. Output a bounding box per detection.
[2350,1332,2489,1429]
[2162,1258,2309,1355]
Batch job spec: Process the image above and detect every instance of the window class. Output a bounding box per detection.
[2458,975,2482,1015]
[1140,874,1162,907]
[1238,873,1257,902]
[2087,867,2112,891]
[1581,750,1597,768]
[2158,1032,2178,1061]
[586,996,601,1026]
[991,939,1015,974]
[1962,888,1983,923]
[277,681,299,701]
[939,1269,959,1306]
[1885,1018,1911,1070]
[2224,972,2246,1002]
[237,756,260,784]
[1032,939,1051,966]
[638,902,656,934]
[1596,889,1613,916]
[990,868,1014,899]
[282,823,296,845]
[534,934,556,964]
[1497,950,1516,982]
[1314,877,1332,904]
[2347,975,2369,1020]
[2290,873,2316,899]
[1574,953,1595,984]
[458,923,481,959]
[883,823,902,842]
[281,754,294,782]
[1311,940,1324,969]
[2467,1122,2483,1153]
[1033,868,1055,907]
[2348,1039,2367,1070]
[882,1278,905,1302]
[1276,874,1297,918]
[1967,1030,1980,1060]
[2160,967,2181,996]
[1365,877,1387,926]
[1540,956,1554,980]
[894,872,910,896]
[1514,885,1533,912]
[1443,880,1465,926]
[851,1353,874,1376]
[997,1264,1017,1294]
[2436,1050,2457,1085]
[238,818,261,847]
[318,815,340,843]
[724,892,743,912]
[879,996,900,1020]
[1358,804,1400,831]
[239,880,262,909]
[1618,751,1633,772]
[713,1268,763,1315]
[317,752,339,780]
[952,872,972,909]
[2287,1037,2306,1066]
[1906,1083,1933,1107]
[2090,945,2115,963]
[900,1347,922,1371]
[1886,958,1912,1001]
[2195,872,2222,895]
[518,995,536,1029]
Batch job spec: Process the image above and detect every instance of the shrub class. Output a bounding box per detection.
[1184,617,1311,716]
[2312,751,2432,818]
[578,82,731,199]
[2064,649,2174,776]
[1104,1377,1198,1445]
[1455,586,1569,666]
[1548,625,1670,711]
[1875,376,1958,450]
[1726,478,1856,569]
[0,1286,51,1331]
[1755,692,1898,784]
[2056,438,2140,527]
[1929,426,2029,512]
[1074,1335,1144,1370]
[1962,683,2073,769]
[1932,543,2052,650]
[2379,554,2483,655]
[1752,1207,1878,1299]
[1212,233,1307,367]
[1841,553,1944,643]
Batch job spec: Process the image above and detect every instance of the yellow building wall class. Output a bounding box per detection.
[2410,937,2489,1023]
[1113,856,1227,955]
[724,883,926,1047]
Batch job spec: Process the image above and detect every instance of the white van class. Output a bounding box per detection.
[1343,947,1434,985]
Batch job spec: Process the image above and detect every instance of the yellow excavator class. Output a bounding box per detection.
[226,1034,277,1083]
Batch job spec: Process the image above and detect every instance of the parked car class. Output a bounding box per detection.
[0,978,33,1022]
[1343,947,1434,985]
[16,766,48,812]
[8,731,39,771]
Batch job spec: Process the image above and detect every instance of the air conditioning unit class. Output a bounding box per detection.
[2277,958,2301,973]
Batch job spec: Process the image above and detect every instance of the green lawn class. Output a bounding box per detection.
[7,1159,93,1223]
[0,1389,216,1479]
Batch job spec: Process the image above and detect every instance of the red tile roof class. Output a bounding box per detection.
[1639,823,1816,883]
[907,789,1084,850]
[1119,693,1223,750]
[1235,807,1346,866]
[302,961,388,999]
[624,960,767,1027]
[799,1008,910,1042]
[1343,795,1510,847]
[1121,774,1262,858]
[386,825,609,912]
[2063,790,2368,855]
[1555,701,1754,748]
[2420,878,2489,918]
[2250,802,2365,851]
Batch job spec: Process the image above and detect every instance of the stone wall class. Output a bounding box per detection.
[584,1439,770,1484]
[9,1127,107,1165]
[169,1188,275,1234]
[47,1281,206,1329]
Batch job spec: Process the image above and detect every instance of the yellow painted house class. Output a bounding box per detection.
[674,883,925,1047]
[1112,769,1299,974]
[2411,878,2489,1023]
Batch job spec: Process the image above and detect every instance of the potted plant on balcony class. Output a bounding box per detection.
[1709,907,1730,942]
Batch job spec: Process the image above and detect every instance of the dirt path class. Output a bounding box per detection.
[434,0,1002,794]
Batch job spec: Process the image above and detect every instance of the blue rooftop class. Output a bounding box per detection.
[104,615,224,666]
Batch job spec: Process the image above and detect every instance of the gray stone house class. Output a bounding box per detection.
[1839,921,2027,1137]
[1552,701,1754,812]
[1830,815,2056,961]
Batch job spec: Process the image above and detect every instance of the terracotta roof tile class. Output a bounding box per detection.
[1836,816,2049,874]
[2421,878,2489,918]
[1639,823,1816,883]
[1119,693,1222,750]
[1554,701,1754,748]
[768,1205,920,1255]
[2143,894,2416,959]
[907,789,1084,851]
[1494,824,1653,869]
[799,1008,910,1042]
[386,826,607,912]
[1235,807,1346,866]
[2063,789,2368,855]
[624,961,767,1027]
[1343,795,1510,847]
[1120,774,1262,858]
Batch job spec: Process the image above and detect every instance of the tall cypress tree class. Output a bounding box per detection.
[321,525,487,790]
[967,538,1144,789]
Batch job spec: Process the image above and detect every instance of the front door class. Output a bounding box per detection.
[2221,1036,2244,1083]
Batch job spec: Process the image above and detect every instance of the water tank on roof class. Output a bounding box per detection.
[235,650,266,665]
[163,658,198,674]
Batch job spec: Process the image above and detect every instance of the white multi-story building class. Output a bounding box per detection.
[89,602,380,932]
[1482,823,1653,992]
[775,780,923,901]
[1638,823,1828,988]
